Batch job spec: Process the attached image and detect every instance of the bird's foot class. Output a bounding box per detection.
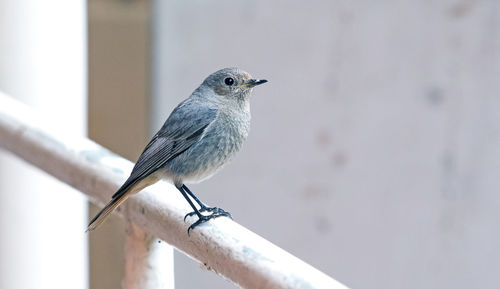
[184,206,232,221]
[186,208,233,235]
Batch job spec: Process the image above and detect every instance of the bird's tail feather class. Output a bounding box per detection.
[86,190,131,232]
[86,175,161,232]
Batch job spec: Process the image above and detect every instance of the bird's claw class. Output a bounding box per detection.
[184,206,232,222]
[186,208,233,235]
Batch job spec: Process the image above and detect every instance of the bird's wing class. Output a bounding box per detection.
[111,101,218,198]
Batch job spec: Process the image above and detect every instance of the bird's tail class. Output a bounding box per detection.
[86,175,161,232]
[86,189,131,232]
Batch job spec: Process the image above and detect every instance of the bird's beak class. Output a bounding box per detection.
[239,78,268,88]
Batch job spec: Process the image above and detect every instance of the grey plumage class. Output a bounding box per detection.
[87,67,267,233]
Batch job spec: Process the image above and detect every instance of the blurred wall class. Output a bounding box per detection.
[153,1,500,289]
[88,0,152,288]
[0,1,87,289]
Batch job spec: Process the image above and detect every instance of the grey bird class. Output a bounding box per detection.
[86,67,267,234]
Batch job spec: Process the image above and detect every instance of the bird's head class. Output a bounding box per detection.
[201,67,267,101]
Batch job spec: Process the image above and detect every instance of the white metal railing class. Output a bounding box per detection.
[0,92,349,289]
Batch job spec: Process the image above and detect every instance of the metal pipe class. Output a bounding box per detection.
[0,92,349,289]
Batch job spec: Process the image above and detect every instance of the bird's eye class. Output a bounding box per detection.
[224,77,234,86]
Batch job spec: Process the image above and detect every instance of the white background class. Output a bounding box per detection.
[153,1,500,288]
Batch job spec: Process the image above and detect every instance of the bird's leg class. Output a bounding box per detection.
[182,184,211,212]
[177,184,232,234]
[176,185,203,219]
[182,185,232,220]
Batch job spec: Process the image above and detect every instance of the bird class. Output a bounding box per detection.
[86,67,267,234]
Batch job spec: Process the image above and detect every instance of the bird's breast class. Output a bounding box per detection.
[164,108,251,184]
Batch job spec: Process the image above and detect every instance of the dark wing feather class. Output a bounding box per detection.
[111,100,217,198]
